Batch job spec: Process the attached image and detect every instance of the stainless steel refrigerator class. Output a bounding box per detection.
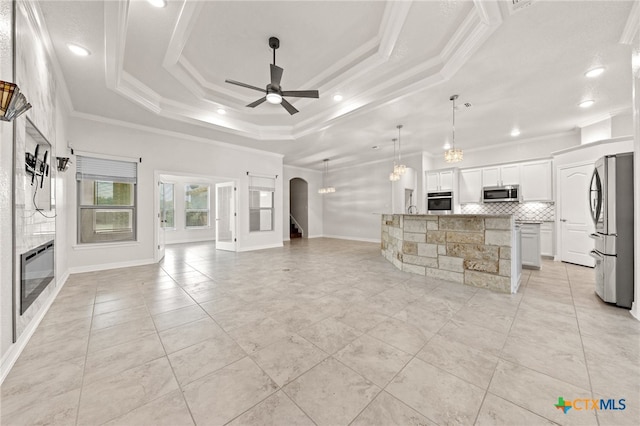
[588,153,634,308]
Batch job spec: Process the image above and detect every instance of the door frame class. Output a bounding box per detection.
[154,170,236,261]
[555,160,595,264]
[215,181,237,251]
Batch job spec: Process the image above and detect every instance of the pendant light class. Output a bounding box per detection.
[394,125,407,175]
[444,95,463,163]
[318,158,336,194]
[389,138,400,181]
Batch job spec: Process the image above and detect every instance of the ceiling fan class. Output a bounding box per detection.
[225,37,320,115]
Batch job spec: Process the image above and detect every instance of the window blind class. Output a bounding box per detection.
[248,175,275,192]
[76,155,137,183]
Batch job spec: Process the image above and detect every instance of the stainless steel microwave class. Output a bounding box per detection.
[483,185,520,203]
[426,191,453,213]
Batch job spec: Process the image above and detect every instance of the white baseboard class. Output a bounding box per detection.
[68,258,156,274]
[321,234,381,244]
[307,235,323,239]
[1,270,69,385]
[237,242,284,252]
[166,238,215,245]
[631,301,640,321]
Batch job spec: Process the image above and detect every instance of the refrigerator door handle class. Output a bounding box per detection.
[589,250,603,261]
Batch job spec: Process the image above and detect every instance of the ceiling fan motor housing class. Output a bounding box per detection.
[269,37,280,50]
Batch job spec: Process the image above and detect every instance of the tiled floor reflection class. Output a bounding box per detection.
[2,238,639,425]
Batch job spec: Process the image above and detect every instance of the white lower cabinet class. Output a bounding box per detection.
[540,222,554,257]
[520,223,541,269]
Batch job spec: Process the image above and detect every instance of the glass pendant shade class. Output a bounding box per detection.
[444,94,463,163]
[444,148,463,163]
[319,159,336,194]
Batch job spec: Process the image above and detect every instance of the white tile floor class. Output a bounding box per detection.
[2,238,639,425]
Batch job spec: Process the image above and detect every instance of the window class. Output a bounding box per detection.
[185,184,210,227]
[77,156,137,244]
[160,183,175,228]
[249,175,275,232]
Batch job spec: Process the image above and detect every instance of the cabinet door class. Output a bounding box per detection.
[459,169,482,203]
[482,167,500,187]
[500,164,521,186]
[439,170,454,191]
[521,225,541,268]
[540,222,554,256]
[426,172,440,192]
[521,160,552,201]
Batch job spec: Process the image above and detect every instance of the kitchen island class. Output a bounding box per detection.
[381,214,521,293]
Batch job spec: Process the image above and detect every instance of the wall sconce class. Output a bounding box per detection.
[56,157,70,172]
[0,81,32,122]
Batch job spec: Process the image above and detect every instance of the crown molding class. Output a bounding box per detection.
[102,0,503,143]
[70,111,284,158]
[575,106,632,128]
[619,0,639,45]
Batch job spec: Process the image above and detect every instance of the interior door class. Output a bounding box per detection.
[215,182,236,251]
[559,163,595,266]
[156,181,166,261]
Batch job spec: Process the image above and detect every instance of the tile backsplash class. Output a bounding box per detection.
[460,201,555,222]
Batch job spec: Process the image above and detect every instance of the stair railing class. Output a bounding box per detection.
[290,214,304,237]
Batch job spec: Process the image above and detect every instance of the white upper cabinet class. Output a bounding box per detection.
[459,169,483,203]
[483,164,520,187]
[521,160,553,201]
[426,169,454,192]
[500,164,521,186]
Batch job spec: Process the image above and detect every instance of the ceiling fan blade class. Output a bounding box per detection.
[280,90,319,98]
[247,97,267,108]
[270,64,283,88]
[225,79,265,93]
[280,98,299,115]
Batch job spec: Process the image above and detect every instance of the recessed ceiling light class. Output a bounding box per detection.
[585,67,605,78]
[333,94,343,102]
[579,100,595,108]
[67,43,90,57]
[371,145,380,150]
[510,129,521,137]
[217,108,226,115]
[147,0,167,7]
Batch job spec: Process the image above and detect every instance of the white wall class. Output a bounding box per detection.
[67,116,284,272]
[323,158,400,242]
[283,166,323,240]
[160,174,217,245]
[0,0,15,362]
[430,131,580,170]
[1,0,71,381]
[631,32,639,321]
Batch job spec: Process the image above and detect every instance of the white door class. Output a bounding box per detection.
[559,163,595,266]
[215,182,236,251]
[156,181,166,261]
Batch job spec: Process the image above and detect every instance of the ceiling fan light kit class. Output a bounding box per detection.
[225,37,320,115]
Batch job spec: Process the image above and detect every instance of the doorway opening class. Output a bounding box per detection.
[289,178,308,239]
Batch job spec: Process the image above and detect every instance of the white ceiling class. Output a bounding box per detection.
[38,0,636,170]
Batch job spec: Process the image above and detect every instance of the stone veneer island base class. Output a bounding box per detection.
[381,214,521,293]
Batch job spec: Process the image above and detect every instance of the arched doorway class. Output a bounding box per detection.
[289,178,308,239]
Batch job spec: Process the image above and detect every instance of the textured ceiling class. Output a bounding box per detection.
[38,0,636,169]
